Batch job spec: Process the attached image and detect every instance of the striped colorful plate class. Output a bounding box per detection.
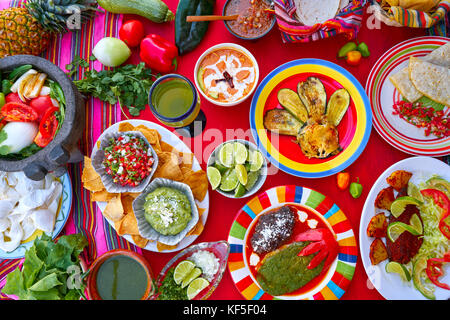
[227,185,357,300]
[250,58,372,178]
[366,36,450,157]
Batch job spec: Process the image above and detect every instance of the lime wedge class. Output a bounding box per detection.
[207,166,221,190]
[387,219,422,243]
[390,196,423,218]
[413,255,436,300]
[409,213,423,235]
[426,177,450,194]
[214,162,229,175]
[187,277,210,300]
[407,183,423,202]
[249,150,264,172]
[234,183,246,198]
[219,169,239,192]
[385,261,411,282]
[245,170,260,191]
[173,260,195,285]
[181,267,202,289]
[218,143,235,168]
[235,164,248,185]
[234,142,248,165]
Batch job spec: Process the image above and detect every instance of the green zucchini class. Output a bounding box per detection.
[97,0,174,23]
[277,88,308,123]
[297,77,327,122]
[326,88,350,126]
[175,0,215,55]
[264,109,303,136]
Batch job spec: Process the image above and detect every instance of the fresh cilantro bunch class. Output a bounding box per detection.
[1,234,88,300]
[66,56,158,117]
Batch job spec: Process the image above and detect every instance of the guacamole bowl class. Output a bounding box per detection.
[132,178,199,246]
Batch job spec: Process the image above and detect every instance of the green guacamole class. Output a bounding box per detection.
[144,187,192,236]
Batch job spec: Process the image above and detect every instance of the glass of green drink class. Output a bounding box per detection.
[149,74,206,137]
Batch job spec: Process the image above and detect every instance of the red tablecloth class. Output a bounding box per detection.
[120,1,431,300]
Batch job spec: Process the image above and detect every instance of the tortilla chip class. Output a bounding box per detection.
[103,196,125,222]
[160,141,174,152]
[186,220,204,237]
[121,194,135,214]
[90,189,118,202]
[182,170,208,201]
[122,192,140,199]
[157,242,178,252]
[132,235,149,248]
[118,122,136,132]
[154,152,183,181]
[83,176,105,193]
[115,212,140,236]
[82,156,99,183]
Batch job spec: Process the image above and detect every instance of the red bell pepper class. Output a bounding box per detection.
[139,34,178,74]
[420,188,450,240]
[294,228,339,270]
[0,102,38,122]
[426,252,450,290]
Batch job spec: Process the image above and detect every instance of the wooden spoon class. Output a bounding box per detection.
[186,15,239,22]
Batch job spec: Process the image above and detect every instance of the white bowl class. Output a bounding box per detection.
[193,43,259,107]
[207,139,267,199]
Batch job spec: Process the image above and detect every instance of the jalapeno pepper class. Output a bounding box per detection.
[420,188,450,239]
[0,102,38,122]
[426,252,450,290]
[139,34,178,74]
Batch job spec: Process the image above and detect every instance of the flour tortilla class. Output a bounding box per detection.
[389,42,450,102]
[294,0,341,26]
[409,56,450,106]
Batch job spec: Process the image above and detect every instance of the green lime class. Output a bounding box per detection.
[214,162,229,175]
[219,169,239,192]
[409,213,423,235]
[218,143,235,168]
[412,255,436,300]
[407,183,423,202]
[235,164,248,185]
[249,150,264,172]
[186,277,209,300]
[387,219,421,243]
[173,260,195,285]
[234,183,246,198]
[0,93,5,108]
[390,196,423,218]
[385,261,411,282]
[426,177,450,194]
[234,142,248,165]
[181,267,202,289]
[245,170,260,191]
[207,166,221,190]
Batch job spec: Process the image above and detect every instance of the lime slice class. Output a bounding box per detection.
[218,143,235,168]
[234,142,248,165]
[187,277,210,300]
[387,219,421,242]
[249,150,264,172]
[390,196,423,218]
[407,183,423,202]
[385,261,411,282]
[412,255,436,300]
[173,260,195,285]
[181,267,202,289]
[207,166,221,190]
[219,169,239,192]
[214,162,229,175]
[245,170,260,191]
[409,213,423,235]
[426,177,450,193]
[235,164,248,185]
[234,183,246,198]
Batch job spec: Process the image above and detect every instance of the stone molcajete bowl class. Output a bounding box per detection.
[0,55,85,181]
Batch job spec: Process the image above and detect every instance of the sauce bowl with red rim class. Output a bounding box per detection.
[194,43,259,107]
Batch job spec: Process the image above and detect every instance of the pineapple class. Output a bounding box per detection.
[0,0,98,58]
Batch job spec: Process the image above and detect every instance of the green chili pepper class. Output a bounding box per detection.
[357,42,370,57]
[349,178,363,199]
[0,93,5,109]
[1,79,12,95]
[338,41,357,58]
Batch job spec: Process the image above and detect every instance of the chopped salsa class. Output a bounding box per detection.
[102,134,154,187]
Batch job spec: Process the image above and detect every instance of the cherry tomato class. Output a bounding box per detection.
[0,102,38,122]
[29,96,54,120]
[5,92,22,104]
[119,20,145,48]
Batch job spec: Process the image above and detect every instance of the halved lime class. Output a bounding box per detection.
[173,260,195,285]
[234,142,248,165]
[385,261,411,282]
[249,150,264,172]
[387,218,422,243]
[407,182,423,202]
[412,255,436,300]
[181,267,202,288]
[390,196,423,218]
[207,166,221,190]
[187,277,210,300]
[218,143,235,168]
[234,183,246,198]
[235,164,248,185]
[245,170,260,191]
[219,169,239,192]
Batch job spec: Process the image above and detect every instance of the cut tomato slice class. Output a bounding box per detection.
[0,102,38,122]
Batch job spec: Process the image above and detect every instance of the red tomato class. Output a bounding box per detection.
[5,93,22,104]
[0,102,38,122]
[34,131,53,148]
[119,20,145,48]
[30,96,54,120]
[39,106,59,138]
